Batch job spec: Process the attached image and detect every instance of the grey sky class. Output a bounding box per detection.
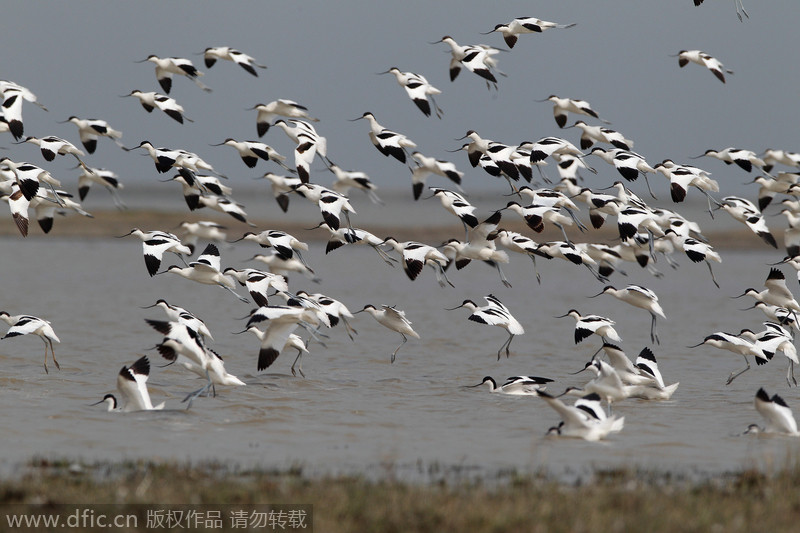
[3,1,799,203]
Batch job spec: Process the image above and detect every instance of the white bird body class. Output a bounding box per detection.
[355,112,416,164]
[750,388,799,436]
[124,90,192,124]
[487,18,576,49]
[474,375,553,395]
[536,390,624,441]
[65,116,123,154]
[676,49,733,83]
[559,309,621,345]
[540,95,604,128]
[594,285,664,344]
[355,304,419,363]
[382,67,443,118]
[245,305,325,373]
[410,152,463,200]
[113,355,165,412]
[203,46,266,76]
[251,100,317,137]
[120,227,191,277]
[449,295,524,359]
[165,243,246,302]
[0,311,60,372]
[213,138,289,170]
[142,55,210,93]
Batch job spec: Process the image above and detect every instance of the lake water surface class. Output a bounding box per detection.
[1,192,799,483]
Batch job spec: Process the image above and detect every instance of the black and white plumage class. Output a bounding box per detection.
[354,304,419,363]
[592,285,665,344]
[211,138,290,170]
[164,243,247,302]
[243,305,326,373]
[472,375,553,395]
[538,95,608,129]
[139,55,211,93]
[741,322,799,387]
[353,112,417,164]
[102,355,165,412]
[0,312,60,373]
[674,49,733,83]
[0,82,47,140]
[119,228,191,277]
[202,46,266,76]
[143,299,214,340]
[123,90,192,124]
[434,36,502,89]
[747,388,798,436]
[381,67,443,118]
[484,17,576,49]
[410,152,464,200]
[535,390,624,441]
[328,164,383,205]
[718,196,777,248]
[429,187,478,238]
[76,162,125,209]
[570,121,632,151]
[250,100,318,137]
[223,268,289,307]
[258,172,302,213]
[64,116,123,154]
[381,237,452,287]
[293,183,356,234]
[694,0,749,22]
[447,295,524,360]
[272,119,329,183]
[316,223,397,266]
[557,310,621,345]
[688,331,769,385]
[19,135,84,162]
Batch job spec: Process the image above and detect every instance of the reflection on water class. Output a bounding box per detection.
[0,227,798,481]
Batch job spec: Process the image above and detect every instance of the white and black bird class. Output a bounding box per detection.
[0,312,60,373]
[138,54,211,93]
[689,331,769,385]
[410,152,463,200]
[355,304,419,363]
[249,100,318,137]
[119,228,191,277]
[535,390,624,441]
[242,305,326,373]
[380,67,443,118]
[447,295,525,360]
[18,135,84,162]
[97,355,165,412]
[202,46,266,76]
[590,285,665,344]
[381,237,453,287]
[674,49,733,83]
[747,388,798,436]
[352,112,417,164]
[63,116,123,154]
[484,17,576,49]
[433,36,503,89]
[537,95,608,128]
[163,243,247,302]
[122,90,192,124]
[556,310,621,346]
[328,163,383,205]
[472,375,553,395]
[211,138,290,170]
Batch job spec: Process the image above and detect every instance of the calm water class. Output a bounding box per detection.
[1,192,799,482]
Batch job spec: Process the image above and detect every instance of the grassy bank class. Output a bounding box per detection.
[2,458,800,532]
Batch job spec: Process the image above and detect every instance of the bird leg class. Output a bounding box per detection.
[391,334,408,363]
[291,349,305,378]
[340,316,358,341]
[435,263,455,288]
[496,332,515,361]
[529,255,542,285]
[219,283,250,303]
[726,355,751,385]
[494,262,512,288]
[556,223,571,244]
[788,361,797,387]
[183,369,213,409]
[430,95,444,119]
[48,338,60,371]
[371,244,398,266]
[650,313,660,345]
[641,172,657,200]
[706,261,720,289]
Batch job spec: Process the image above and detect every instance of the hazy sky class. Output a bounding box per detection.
[3,1,799,203]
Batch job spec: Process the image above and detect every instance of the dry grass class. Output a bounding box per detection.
[2,458,800,532]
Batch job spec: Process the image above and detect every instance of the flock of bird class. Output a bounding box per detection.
[2,5,799,442]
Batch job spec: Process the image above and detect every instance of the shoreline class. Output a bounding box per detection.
[3,457,800,532]
[0,207,781,251]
